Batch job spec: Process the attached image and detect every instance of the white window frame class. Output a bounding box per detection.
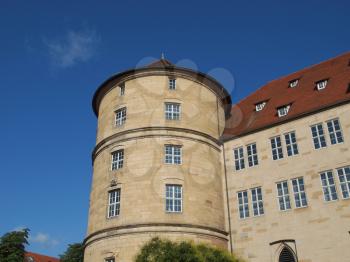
[277,105,290,117]
[311,123,327,149]
[169,78,176,90]
[289,79,299,88]
[284,131,299,157]
[326,118,344,145]
[251,187,264,216]
[107,189,121,218]
[164,145,182,165]
[115,107,127,126]
[255,102,266,112]
[320,171,338,202]
[270,136,284,160]
[165,184,182,213]
[111,150,124,170]
[233,147,245,170]
[165,103,180,120]
[292,177,308,208]
[247,143,258,167]
[276,181,291,211]
[237,190,249,219]
[337,166,350,199]
[316,79,328,90]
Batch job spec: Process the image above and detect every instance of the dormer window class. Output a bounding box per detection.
[255,102,266,112]
[277,105,290,117]
[316,79,328,90]
[289,79,299,88]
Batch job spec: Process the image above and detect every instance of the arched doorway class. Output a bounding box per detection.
[279,247,296,262]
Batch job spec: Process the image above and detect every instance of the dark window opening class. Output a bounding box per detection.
[279,247,296,262]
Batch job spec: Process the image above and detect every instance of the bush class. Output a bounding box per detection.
[135,237,243,262]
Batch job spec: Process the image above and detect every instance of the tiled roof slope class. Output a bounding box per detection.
[222,52,350,140]
[25,252,60,262]
[147,59,174,68]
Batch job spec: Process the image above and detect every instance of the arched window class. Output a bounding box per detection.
[279,247,296,262]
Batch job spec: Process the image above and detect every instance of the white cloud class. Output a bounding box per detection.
[45,29,100,68]
[30,232,59,247]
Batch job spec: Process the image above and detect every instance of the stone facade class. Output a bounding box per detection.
[85,57,350,262]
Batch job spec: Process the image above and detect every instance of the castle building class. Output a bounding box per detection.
[84,53,350,262]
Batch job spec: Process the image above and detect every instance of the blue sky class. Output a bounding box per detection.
[0,0,349,257]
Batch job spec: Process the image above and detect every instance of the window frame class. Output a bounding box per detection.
[105,258,115,262]
[320,170,338,202]
[255,102,266,112]
[289,79,299,88]
[276,180,292,211]
[115,107,127,127]
[284,131,299,157]
[316,79,328,90]
[107,188,121,218]
[165,184,183,213]
[247,143,258,167]
[326,118,344,145]
[168,78,176,90]
[164,145,182,165]
[277,105,290,117]
[111,150,124,171]
[164,102,181,120]
[251,187,264,216]
[336,166,350,199]
[291,177,308,208]
[237,190,250,219]
[310,123,327,149]
[233,146,245,171]
[119,83,125,96]
[270,136,284,160]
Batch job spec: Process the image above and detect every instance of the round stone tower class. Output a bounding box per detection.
[84,59,232,262]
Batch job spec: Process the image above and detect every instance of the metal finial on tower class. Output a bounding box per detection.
[161,52,165,60]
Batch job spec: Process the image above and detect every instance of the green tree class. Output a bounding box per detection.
[0,228,29,262]
[60,243,84,262]
[135,237,244,262]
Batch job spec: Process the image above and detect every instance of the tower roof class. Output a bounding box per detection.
[146,59,174,68]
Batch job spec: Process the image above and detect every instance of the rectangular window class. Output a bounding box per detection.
[337,166,350,199]
[311,123,327,149]
[247,143,258,167]
[251,187,264,216]
[270,136,283,160]
[165,185,182,212]
[115,107,127,126]
[237,190,249,219]
[169,78,176,90]
[277,105,290,117]
[165,145,182,164]
[165,103,180,120]
[316,79,328,90]
[108,189,121,218]
[292,177,307,208]
[327,119,344,145]
[105,258,115,262]
[111,150,124,170]
[320,171,338,201]
[284,131,299,156]
[234,147,245,170]
[119,84,125,96]
[276,181,291,211]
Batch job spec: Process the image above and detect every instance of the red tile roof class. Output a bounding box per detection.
[24,252,60,262]
[222,52,350,140]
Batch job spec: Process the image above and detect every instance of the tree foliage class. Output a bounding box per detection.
[135,237,244,262]
[60,242,84,262]
[0,228,29,262]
